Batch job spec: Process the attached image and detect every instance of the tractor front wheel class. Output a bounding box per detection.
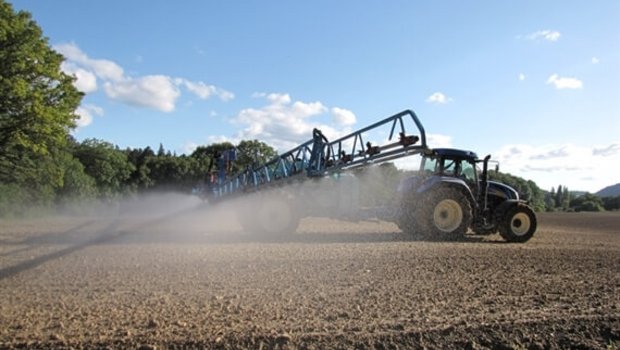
[498,203,537,243]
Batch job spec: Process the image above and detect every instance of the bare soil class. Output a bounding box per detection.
[0,208,619,349]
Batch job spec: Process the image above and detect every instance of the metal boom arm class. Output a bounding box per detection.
[210,109,428,199]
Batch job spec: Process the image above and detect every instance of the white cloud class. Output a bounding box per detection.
[331,107,357,126]
[494,142,620,192]
[60,62,98,93]
[268,92,292,105]
[427,134,452,148]
[518,73,526,81]
[75,104,103,128]
[426,92,452,104]
[182,141,199,154]
[593,143,620,157]
[530,147,569,160]
[55,42,233,114]
[104,75,180,112]
[546,74,583,89]
[392,133,452,170]
[230,93,355,151]
[55,43,125,82]
[523,30,561,42]
[591,57,599,64]
[176,79,235,102]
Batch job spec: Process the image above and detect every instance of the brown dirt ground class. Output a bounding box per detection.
[0,208,618,349]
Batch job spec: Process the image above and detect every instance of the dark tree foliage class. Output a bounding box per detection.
[190,140,276,175]
[0,1,83,215]
[118,140,277,195]
[570,193,604,212]
[601,196,620,211]
[556,185,563,208]
[72,139,135,200]
[0,0,82,188]
[236,140,277,170]
[124,146,155,190]
[191,142,235,160]
[145,155,202,192]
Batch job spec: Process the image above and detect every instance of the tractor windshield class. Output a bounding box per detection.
[421,155,477,183]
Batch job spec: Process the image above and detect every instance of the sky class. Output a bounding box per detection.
[10,0,620,193]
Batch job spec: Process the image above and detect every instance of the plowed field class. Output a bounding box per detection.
[1,206,619,349]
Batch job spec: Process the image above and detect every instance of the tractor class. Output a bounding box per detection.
[205,109,537,242]
[395,148,537,242]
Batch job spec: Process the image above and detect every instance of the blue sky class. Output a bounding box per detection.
[10,0,620,192]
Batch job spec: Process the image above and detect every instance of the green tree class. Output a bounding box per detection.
[72,139,135,199]
[191,142,235,159]
[191,141,235,174]
[545,187,556,211]
[570,193,604,212]
[561,186,570,210]
[236,139,277,170]
[0,1,82,195]
[125,146,155,190]
[146,155,202,192]
[555,185,563,208]
[54,151,97,210]
[601,196,620,211]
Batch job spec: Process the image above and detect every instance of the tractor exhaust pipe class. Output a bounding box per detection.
[480,155,491,214]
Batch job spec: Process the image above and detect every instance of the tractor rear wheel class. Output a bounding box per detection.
[498,203,537,243]
[418,187,472,240]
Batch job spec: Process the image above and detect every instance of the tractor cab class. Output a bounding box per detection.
[421,148,479,182]
[420,149,482,199]
[420,148,518,207]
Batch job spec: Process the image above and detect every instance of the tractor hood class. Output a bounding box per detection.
[487,181,519,200]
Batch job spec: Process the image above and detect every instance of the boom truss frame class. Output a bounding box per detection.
[210,109,428,199]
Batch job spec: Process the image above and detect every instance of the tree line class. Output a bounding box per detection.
[545,185,620,212]
[0,135,277,217]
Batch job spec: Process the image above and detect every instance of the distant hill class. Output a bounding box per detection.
[596,183,620,197]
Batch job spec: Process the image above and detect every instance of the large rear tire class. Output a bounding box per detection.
[418,187,472,240]
[396,194,430,239]
[498,203,536,243]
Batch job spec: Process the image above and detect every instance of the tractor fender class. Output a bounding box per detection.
[493,199,528,219]
[416,176,476,209]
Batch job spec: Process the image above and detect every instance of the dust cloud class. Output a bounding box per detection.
[28,163,407,247]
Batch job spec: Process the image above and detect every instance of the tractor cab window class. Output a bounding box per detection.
[441,159,456,176]
[422,156,438,174]
[459,160,476,182]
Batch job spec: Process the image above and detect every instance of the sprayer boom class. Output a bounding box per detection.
[209,109,428,199]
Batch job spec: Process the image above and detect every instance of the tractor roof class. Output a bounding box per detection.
[431,148,478,160]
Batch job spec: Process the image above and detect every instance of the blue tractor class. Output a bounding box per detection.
[206,109,537,242]
[395,148,537,242]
